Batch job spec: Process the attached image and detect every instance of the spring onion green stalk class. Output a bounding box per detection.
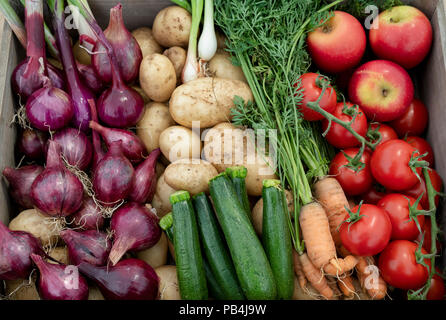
[181,0,203,83]
[65,0,97,51]
[198,0,216,61]
[0,0,27,48]
[170,0,192,13]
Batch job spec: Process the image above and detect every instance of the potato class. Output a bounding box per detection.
[140,53,177,102]
[208,52,247,82]
[137,102,175,153]
[155,265,181,300]
[131,27,163,58]
[131,85,151,104]
[9,209,64,248]
[164,159,218,195]
[48,246,70,265]
[73,40,91,65]
[136,232,168,269]
[163,46,186,84]
[244,158,278,196]
[152,173,177,217]
[5,276,40,300]
[159,126,202,162]
[152,6,191,48]
[88,284,105,300]
[169,77,253,129]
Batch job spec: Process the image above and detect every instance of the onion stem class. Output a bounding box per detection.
[198,0,216,61]
[66,0,97,50]
[181,0,203,83]
[0,0,27,48]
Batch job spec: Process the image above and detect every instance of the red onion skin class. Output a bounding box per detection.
[26,85,74,131]
[92,142,134,205]
[109,202,161,265]
[31,141,83,217]
[88,100,106,172]
[129,148,161,203]
[70,197,105,230]
[0,221,44,280]
[78,258,159,300]
[92,4,142,84]
[60,229,111,266]
[52,127,93,171]
[76,62,104,94]
[31,253,89,300]
[2,165,44,209]
[17,129,48,161]
[90,121,147,164]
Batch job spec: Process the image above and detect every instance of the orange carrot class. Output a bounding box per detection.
[337,275,356,299]
[298,253,333,300]
[293,250,307,290]
[356,256,387,300]
[324,255,358,276]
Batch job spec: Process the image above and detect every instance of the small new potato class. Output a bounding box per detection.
[136,232,168,269]
[9,209,64,248]
[164,159,218,195]
[152,173,177,217]
[159,126,202,162]
[132,27,163,58]
[169,77,254,128]
[137,102,175,153]
[163,46,186,84]
[152,6,192,48]
[208,52,247,82]
[140,53,177,102]
[155,265,181,300]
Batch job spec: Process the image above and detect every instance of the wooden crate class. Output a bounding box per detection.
[0,0,445,270]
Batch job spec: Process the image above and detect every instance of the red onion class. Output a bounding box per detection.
[91,3,142,84]
[76,62,104,94]
[17,129,48,161]
[2,165,43,209]
[129,148,161,203]
[31,140,83,217]
[70,197,105,230]
[92,141,134,205]
[78,258,159,300]
[108,202,161,265]
[30,253,89,300]
[52,127,93,171]
[0,221,44,280]
[89,121,147,164]
[60,229,111,266]
[88,100,106,172]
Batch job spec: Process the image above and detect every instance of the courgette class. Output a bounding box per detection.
[170,191,208,300]
[262,179,294,299]
[193,192,245,300]
[226,166,251,221]
[209,173,277,300]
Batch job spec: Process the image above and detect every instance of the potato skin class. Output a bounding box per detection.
[163,46,186,84]
[169,77,253,129]
[164,159,218,195]
[136,232,168,269]
[151,173,177,217]
[155,265,181,300]
[159,126,202,163]
[152,6,191,48]
[208,52,247,82]
[132,27,163,58]
[137,102,175,153]
[140,53,177,102]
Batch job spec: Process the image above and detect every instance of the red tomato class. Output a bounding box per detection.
[378,240,430,290]
[389,99,429,137]
[365,123,398,153]
[322,102,368,149]
[339,204,392,256]
[417,216,442,253]
[377,194,425,241]
[295,73,337,121]
[329,148,373,196]
[404,169,443,210]
[406,136,435,168]
[370,139,422,191]
[427,270,445,300]
[360,184,387,205]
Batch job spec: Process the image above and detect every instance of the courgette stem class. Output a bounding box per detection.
[226,166,251,222]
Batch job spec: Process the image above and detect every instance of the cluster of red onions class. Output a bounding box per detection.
[3,0,163,300]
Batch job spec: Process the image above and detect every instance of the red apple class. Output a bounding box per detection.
[307,11,366,74]
[348,60,414,122]
[370,5,433,69]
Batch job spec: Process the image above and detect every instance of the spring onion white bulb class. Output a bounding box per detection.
[198,0,217,61]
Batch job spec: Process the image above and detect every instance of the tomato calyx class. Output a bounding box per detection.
[314,74,331,90]
[366,122,383,148]
[406,195,429,234]
[341,143,366,173]
[408,151,430,183]
[338,200,366,232]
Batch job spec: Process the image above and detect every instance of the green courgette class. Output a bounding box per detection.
[170,191,208,300]
[226,166,251,221]
[193,192,245,300]
[262,179,294,300]
[209,173,277,300]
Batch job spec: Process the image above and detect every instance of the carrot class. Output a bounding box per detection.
[356,256,387,300]
[298,253,333,300]
[292,250,307,290]
[324,255,358,276]
[337,275,356,299]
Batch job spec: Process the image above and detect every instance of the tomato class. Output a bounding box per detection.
[427,270,445,300]
[378,240,430,290]
[360,184,387,205]
[377,194,425,241]
[370,139,422,191]
[322,102,368,149]
[339,204,392,256]
[404,169,443,210]
[329,148,373,196]
[389,99,429,137]
[417,216,442,253]
[406,136,435,168]
[295,73,337,121]
[365,123,398,153]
